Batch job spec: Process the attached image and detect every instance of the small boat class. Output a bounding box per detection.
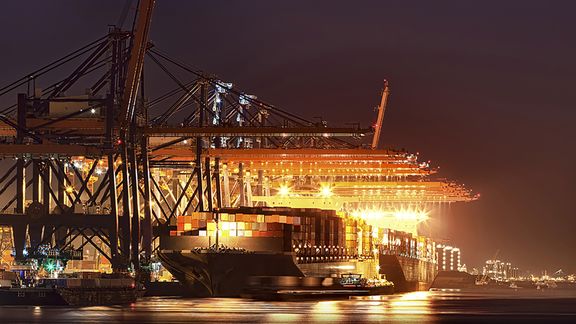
[245,273,394,301]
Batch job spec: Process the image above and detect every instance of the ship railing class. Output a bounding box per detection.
[295,254,375,264]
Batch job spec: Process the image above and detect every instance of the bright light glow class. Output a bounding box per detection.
[327,265,355,270]
[90,108,96,114]
[320,185,333,197]
[393,209,429,221]
[278,184,290,196]
[351,207,429,223]
[65,186,74,193]
[350,207,430,235]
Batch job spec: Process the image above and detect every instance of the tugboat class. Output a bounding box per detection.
[244,273,394,300]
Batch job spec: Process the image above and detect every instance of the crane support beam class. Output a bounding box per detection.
[119,0,156,129]
[371,80,390,150]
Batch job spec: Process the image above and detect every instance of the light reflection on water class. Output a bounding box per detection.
[312,300,344,322]
[1,290,576,323]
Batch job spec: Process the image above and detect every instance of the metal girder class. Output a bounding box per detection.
[0,213,115,228]
[143,126,369,137]
[203,148,412,161]
[0,145,105,156]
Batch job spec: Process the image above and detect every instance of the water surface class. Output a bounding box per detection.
[1,289,575,323]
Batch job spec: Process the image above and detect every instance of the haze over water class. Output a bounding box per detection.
[1,291,575,323]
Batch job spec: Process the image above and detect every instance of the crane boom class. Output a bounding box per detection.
[370,80,390,150]
[120,0,156,129]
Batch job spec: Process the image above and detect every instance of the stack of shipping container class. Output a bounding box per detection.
[380,229,436,262]
[168,207,434,263]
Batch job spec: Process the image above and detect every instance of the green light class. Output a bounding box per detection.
[45,261,55,272]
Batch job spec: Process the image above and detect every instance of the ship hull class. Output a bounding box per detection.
[429,270,478,290]
[160,250,435,297]
[159,251,391,297]
[158,251,303,297]
[379,254,437,292]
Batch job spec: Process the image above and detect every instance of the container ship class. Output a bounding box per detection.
[158,206,437,297]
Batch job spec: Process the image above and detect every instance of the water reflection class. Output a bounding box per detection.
[0,290,575,323]
[311,301,343,322]
[265,312,302,322]
[389,291,431,314]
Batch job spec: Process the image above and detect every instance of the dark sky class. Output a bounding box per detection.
[1,1,575,273]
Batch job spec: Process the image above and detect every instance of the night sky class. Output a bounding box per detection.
[1,1,575,273]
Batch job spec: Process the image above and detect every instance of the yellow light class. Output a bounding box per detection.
[350,207,430,227]
[393,209,430,221]
[278,184,290,196]
[320,185,333,198]
[65,186,74,193]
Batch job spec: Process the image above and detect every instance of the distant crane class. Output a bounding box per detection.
[477,249,500,285]
[370,80,390,150]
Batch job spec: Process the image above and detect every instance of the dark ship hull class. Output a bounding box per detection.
[159,249,436,297]
[380,254,437,292]
[158,251,303,297]
[430,270,479,290]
